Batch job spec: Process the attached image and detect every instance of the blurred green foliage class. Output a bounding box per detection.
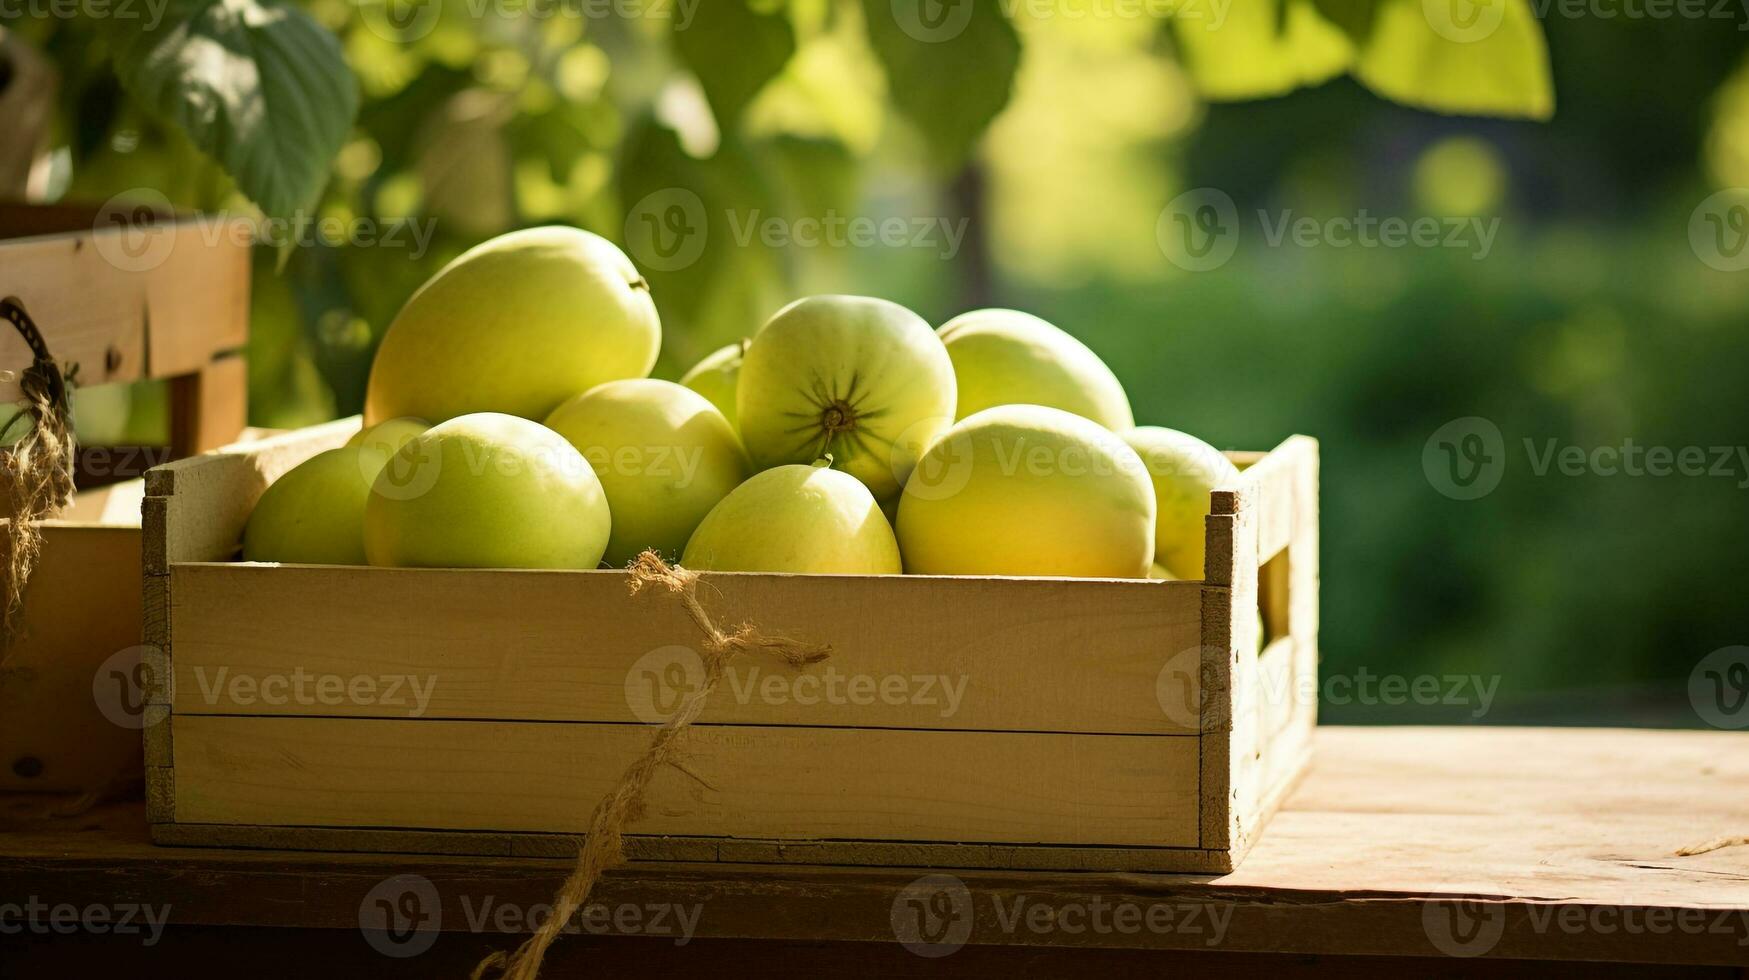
[13,0,1747,721]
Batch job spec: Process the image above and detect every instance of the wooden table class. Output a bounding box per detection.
[3,727,1745,977]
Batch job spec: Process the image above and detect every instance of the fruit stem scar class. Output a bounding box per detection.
[821,400,857,434]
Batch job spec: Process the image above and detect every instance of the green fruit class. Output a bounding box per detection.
[545,379,749,566]
[364,227,660,425]
[243,447,390,565]
[678,340,747,429]
[938,309,1133,430]
[1121,426,1240,581]
[363,413,611,569]
[737,295,956,501]
[346,417,429,457]
[897,404,1155,578]
[682,461,901,574]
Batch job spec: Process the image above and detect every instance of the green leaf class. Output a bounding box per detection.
[1351,0,1554,120]
[859,0,1020,172]
[1171,0,1354,101]
[671,0,797,137]
[1309,0,1378,45]
[101,0,359,219]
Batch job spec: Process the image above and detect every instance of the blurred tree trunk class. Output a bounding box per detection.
[948,162,993,311]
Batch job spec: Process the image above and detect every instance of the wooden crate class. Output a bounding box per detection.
[141,420,1319,873]
[0,202,251,793]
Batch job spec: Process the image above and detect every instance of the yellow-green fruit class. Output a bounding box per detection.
[363,226,660,425]
[1121,426,1240,581]
[1148,562,1174,580]
[243,447,390,565]
[682,462,901,574]
[737,295,956,501]
[544,379,749,566]
[678,341,746,429]
[346,417,429,457]
[364,413,610,569]
[897,404,1155,578]
[938,309,1133,430]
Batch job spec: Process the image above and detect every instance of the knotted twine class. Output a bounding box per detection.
[472,552,830,980]
[0,297,76,661]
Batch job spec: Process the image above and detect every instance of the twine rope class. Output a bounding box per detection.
[472,552,830,980]
[0,297,76,657]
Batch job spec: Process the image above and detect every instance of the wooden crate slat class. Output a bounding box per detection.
[0,211,249,401]
[170,715,1202,848]
[168,562,1204,735]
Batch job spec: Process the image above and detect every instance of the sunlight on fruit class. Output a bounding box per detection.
[1412,136,1506,217]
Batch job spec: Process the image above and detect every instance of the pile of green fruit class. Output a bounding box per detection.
[243,226,1241,580]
